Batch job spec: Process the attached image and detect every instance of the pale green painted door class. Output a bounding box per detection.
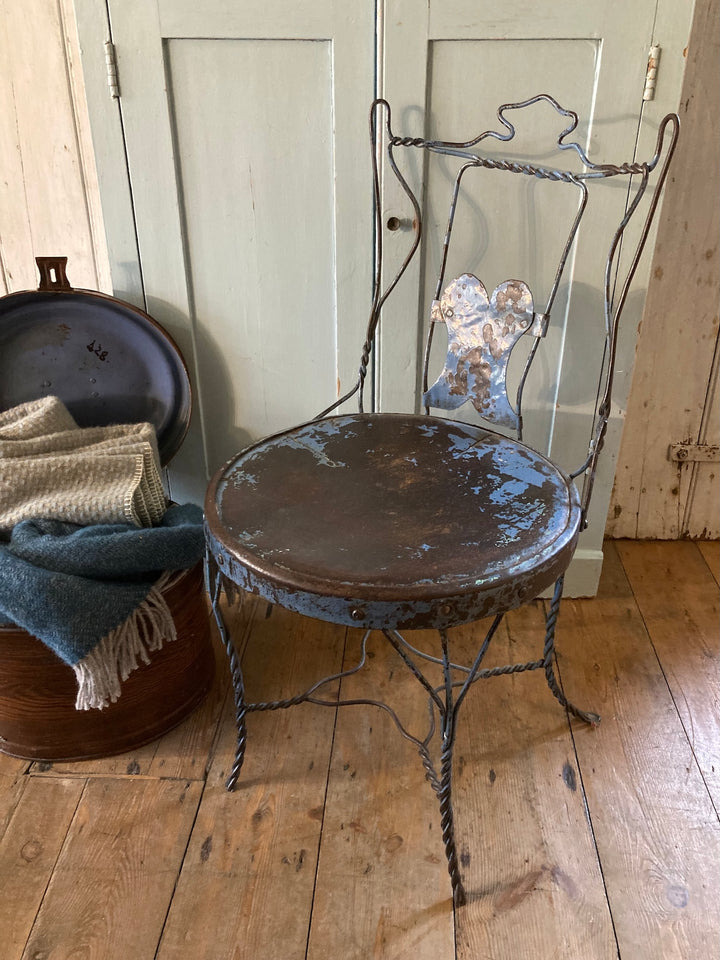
[377,0,694,593]
[101,0,375,503]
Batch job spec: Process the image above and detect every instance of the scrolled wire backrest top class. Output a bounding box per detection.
[385,92,668,182]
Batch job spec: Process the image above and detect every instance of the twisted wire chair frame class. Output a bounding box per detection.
[207,95,679,907]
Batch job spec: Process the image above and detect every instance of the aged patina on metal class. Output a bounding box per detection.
[205,415,581,629]
[205,95,679,907]
[423,277,534,429]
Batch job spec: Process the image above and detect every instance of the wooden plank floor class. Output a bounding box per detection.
[0,541,718,959]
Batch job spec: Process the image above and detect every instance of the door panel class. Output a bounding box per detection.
[377,0,692,593]
[379,1,657,418]
[106,0,375,502]
[167,38,337,463]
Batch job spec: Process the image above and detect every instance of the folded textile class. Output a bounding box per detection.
[0,395,77,438]
[0,502,205,709]
[0,396,166,532]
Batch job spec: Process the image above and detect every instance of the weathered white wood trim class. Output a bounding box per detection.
[540,548,605,599]
[59,0,112,294]
[607,0,717,540]
[73,0,143,307]
[0,0,111,297]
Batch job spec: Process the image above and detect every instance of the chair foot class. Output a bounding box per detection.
[453,881,467,907]
[544,661,601,726]
[225,701,248,791]
[543,575,601,727]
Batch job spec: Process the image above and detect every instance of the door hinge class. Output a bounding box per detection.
[104,40,120,100]
[669,443,720,463]
[643,45,661,101]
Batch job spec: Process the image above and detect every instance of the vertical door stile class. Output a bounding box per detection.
[107,0,207,502]
[329,6,377,415]
[377,0,432,414]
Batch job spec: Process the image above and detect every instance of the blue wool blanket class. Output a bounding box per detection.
[0,503,205,709]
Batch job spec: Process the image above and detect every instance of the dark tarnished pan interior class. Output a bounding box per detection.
[0,288,191,466]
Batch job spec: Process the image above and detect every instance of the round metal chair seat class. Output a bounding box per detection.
[205,413,582,630]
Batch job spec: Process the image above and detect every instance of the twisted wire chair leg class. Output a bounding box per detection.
[436,628,467,906]
[224,638,249,791]
[207,557,250,790]
[438,732,466,906]
[543,576,601,726]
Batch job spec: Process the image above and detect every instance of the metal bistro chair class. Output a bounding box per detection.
[204,95,678,906]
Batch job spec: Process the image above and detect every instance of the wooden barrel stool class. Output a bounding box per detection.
[0,562,214,761]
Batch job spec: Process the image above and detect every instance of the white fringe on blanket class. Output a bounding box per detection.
[72,570,186,710]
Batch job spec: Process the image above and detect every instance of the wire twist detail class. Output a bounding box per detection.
[438,737,466,906]
[543,576,601,726]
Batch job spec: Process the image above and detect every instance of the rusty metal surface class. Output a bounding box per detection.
[669,443,720,463]
[205,413,581,629]
[423,275,533,428]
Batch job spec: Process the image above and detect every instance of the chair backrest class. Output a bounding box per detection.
[320,95,678,525]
